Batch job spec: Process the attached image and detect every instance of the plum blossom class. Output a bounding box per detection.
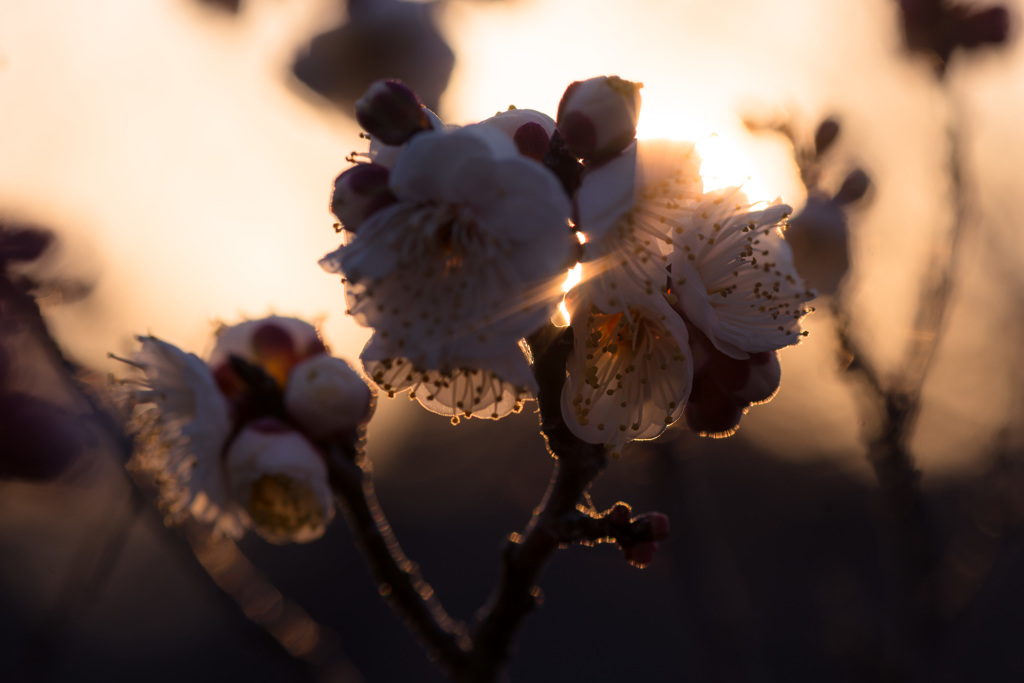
[322,121,575,421]
[563,134,813,451]
[123,316,371,543]
[667,189,813,358]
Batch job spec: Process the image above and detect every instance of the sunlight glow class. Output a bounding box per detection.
[637,108,774,204]
[556,261,583,326]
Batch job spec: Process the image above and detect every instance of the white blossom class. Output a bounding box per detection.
[322,123,575,420]
[126,335,247,539]
[225,419,334,544]
[284,354,373,438]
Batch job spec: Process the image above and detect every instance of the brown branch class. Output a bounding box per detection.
[325,435,472,673]
[831,92,972,657]
[459,325,609,683]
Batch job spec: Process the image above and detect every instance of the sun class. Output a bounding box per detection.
[636,108,776,205]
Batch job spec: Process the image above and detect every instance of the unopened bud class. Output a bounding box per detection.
[833,168,870,206]
[355,80,431,146]
[285,355,373,439]
[733,352,782,405]
[684,379,744,438]
[787,195,850,295]
[210,317,327,390]
[557,76,642,161]
[225,417,334,544]
[608,502,632,526]
[331,163,396,233]
[814,118,841,156]
[623,541,659,568]
[635,512,671,541]
[0,226,53,264]
[479,108,556,161]
[956,6,1010,49]
[0,393,85,481]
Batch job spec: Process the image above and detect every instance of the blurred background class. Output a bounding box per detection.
[3,0,1024,680]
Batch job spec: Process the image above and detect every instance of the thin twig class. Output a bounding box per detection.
[831,88,971,657]
[461,325,608,682]
[324,325,613,683]
[326,435,472,672]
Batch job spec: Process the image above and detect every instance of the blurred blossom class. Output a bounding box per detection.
[224,417,334,545]
[898,0,1012,73]
[292,0,455,112]
[786,194,851,296]
[321,102,575,422]
[121,316,370,543]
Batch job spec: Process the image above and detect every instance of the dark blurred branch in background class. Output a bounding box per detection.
[0,222,359,682]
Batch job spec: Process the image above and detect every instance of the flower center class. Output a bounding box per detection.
[246,473,325,536]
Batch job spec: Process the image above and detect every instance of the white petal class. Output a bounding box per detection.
[561,290,692,453]
[576,142,637,241]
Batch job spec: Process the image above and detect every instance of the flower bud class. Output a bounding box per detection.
[284,354,373,439]
[786,195,850,295]
[331,163,396,233]
[0,226,52,264]
[225,417,334,544]
[479,108,556,161]
[608,502,633,526]
[833,168,870,206]
[635,512,671,541]
[733,351,782,405]
[556,76,642,161]
[814,118,840,156]
[623,541,659,568]
[683,378,744,438]
[0,393,86,480]
[355,80,431,146]
[957,6,1011,49]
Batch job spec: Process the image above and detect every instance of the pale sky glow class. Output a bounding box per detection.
[3,0,1021,471]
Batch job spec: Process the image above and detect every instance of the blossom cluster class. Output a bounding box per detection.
[122,316,371,543]
[324,76,815,453]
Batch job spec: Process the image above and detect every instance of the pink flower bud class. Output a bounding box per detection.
[623,541,659,568]
[635,512,671,541]
[355,80,431,146]
[0,393,85,480]
[608,502,632,525]
[513,122,551,161]
[733,352,781,406]
[683,378,744,438]
[0,225,52,264]
[556,76,642,161]
[957,6,1011,48]
[814,118,841,156]
[478,108,556,161]
[833,168,870,206]
[284,355,373,439]
[331,163,396,233]
[225,417,334,544]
